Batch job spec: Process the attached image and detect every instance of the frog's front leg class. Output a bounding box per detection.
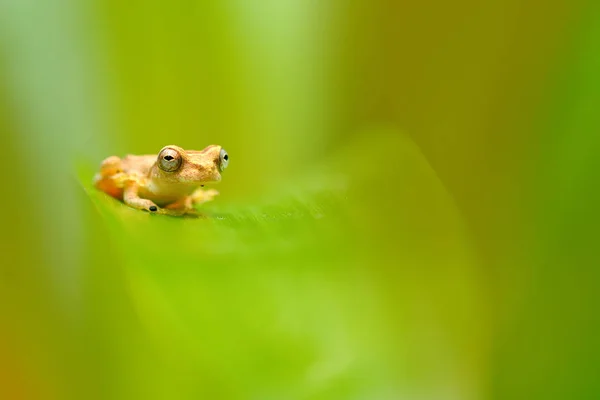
[190,188,220,205]
[123,183,159,213]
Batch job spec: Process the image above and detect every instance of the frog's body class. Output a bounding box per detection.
[94,145,229,216]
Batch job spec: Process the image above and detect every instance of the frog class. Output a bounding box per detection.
[93,144,229,216]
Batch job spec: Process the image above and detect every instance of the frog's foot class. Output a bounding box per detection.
[191,188,219,205]
[123,184,160,213]
[126,198,160,213]
[162,197,199,217]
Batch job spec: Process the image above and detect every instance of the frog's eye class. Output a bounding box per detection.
[158,148,182,172]
[219,148,229,171]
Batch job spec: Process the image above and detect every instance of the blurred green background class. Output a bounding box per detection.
[1,0,599,399]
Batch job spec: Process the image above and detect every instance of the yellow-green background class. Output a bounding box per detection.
[1,1,598,399]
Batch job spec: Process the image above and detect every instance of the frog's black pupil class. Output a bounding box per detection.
[164,155,174,161]
[224,154,229,161]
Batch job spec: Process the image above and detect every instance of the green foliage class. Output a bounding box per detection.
[2,0,600,399]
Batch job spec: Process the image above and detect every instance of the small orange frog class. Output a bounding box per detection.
[94,145,229,216]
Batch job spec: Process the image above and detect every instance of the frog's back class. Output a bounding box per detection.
[121,154,156,176]
[94,153,156,199]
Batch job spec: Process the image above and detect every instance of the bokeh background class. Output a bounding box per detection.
[2,0,599,399]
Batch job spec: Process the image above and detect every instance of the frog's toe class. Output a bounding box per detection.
[205,188,220,198]
[191,188,220,205]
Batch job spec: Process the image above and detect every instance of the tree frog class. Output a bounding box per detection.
[94,144,229,216]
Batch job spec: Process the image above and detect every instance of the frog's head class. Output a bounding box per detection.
[150,144,229,185]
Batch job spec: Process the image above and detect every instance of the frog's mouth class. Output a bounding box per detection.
[195,174,221,186]
[208,170,222,183]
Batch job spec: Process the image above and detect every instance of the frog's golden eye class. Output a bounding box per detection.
[158,148,182,172]
[219,148,229,171]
